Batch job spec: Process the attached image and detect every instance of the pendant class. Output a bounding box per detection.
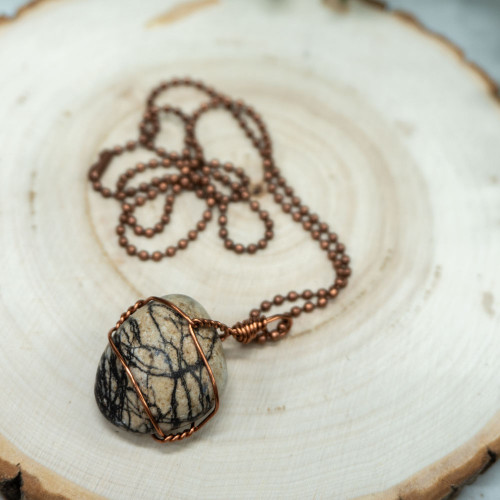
[94,294,227,441]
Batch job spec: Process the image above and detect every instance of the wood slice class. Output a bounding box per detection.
[1,0,500,498]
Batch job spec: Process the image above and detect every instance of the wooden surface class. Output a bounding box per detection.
[1,0,500,498]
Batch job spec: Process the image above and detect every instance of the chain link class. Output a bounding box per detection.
[89,78,351,343]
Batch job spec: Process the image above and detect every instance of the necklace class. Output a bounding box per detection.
[90,77,351,442]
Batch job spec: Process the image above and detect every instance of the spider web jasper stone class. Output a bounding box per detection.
[94,294,227,434]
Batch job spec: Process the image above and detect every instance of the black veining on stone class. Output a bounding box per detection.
[94,300,220,433]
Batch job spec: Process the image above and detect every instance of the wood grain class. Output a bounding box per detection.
[0,0,499,498]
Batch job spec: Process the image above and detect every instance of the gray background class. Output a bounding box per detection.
[2,0,499,498]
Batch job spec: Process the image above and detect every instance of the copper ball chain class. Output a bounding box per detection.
[88,77,351,343]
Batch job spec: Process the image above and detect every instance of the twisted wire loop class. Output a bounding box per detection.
[107,297,220,443]
[192,314,293,344]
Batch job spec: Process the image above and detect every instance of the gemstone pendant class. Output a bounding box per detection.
[94,294,227,439]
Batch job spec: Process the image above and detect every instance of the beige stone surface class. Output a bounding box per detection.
[94,294,227,434]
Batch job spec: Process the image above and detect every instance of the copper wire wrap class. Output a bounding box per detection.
[108,297,291,442]
[108,297,220,442]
